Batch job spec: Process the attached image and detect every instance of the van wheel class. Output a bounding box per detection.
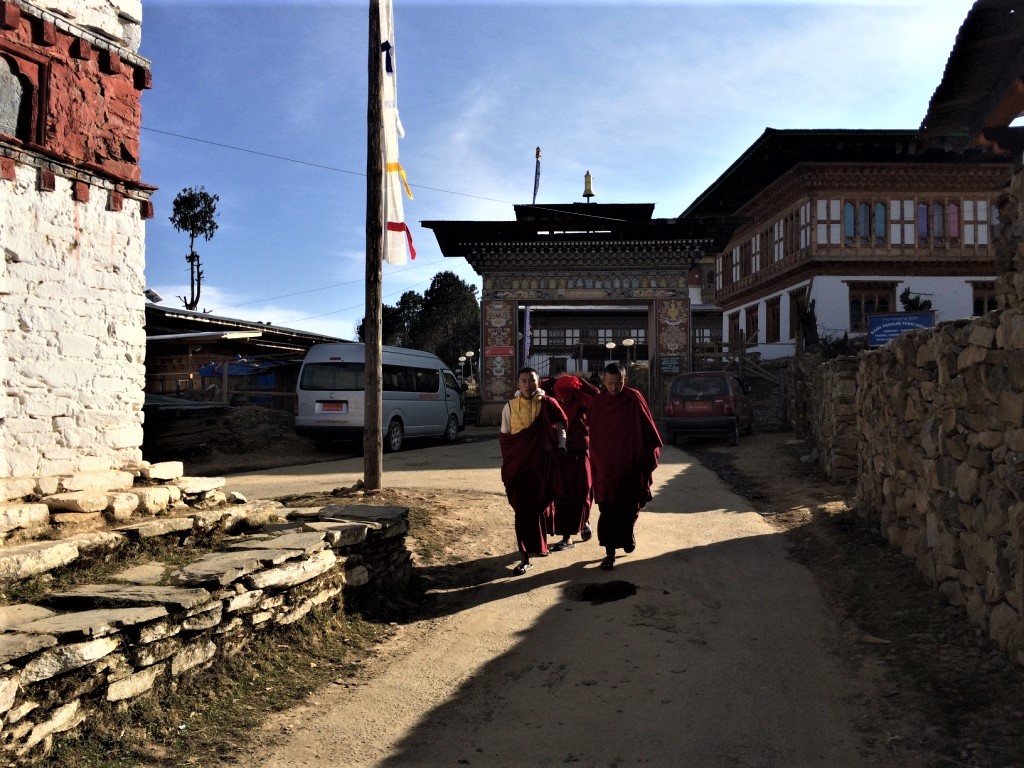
[443,415,459,442]
[728,420,740,447]
[385,420,404,453]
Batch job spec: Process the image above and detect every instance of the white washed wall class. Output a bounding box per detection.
[0,164,147,479]
[720,275,989,362]
[34,0,142,50]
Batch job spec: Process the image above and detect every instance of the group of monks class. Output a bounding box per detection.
[498,364,663,575]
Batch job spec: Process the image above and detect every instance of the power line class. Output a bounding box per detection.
[143,125,639,223]
[207,255,449,312]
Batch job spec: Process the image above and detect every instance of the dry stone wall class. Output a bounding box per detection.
[790,168,1024,661]
[0,458,412,762]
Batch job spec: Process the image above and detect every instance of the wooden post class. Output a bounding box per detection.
[363,0,384,490]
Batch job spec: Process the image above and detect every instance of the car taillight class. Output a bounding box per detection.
[666,402,675,416]
[721,396,735,415]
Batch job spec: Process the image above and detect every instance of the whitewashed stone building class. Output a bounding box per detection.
[1,0,152,489]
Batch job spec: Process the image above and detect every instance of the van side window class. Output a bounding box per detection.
[299,363,364,391]
[443,371,460,391]
[416,369,440,393]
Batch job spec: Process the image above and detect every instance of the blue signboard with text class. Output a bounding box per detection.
[868,312,935,347]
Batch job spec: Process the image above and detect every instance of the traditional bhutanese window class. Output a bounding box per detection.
[715,255,723,290]
[772,220,784,262]
[947,203,961,240]
[817,199,841,245]
[532,328,548,346]
[890,200,915,245]
[739,241,752,278]
[597,329,614,344]
[930,203,945,241]
[630,329,647,344]
[0,51,40,143]
[873,203,886,244]
[858,203,871,244]
[964,200,989,245]
[731,246,741,282]
[750,234,761,274]
[799,203,812,249]
[848,281,896,333]
[843,203,855,245]
[727,312,741,350]
[565,329,580,345]
[972,282,998,316]
[704,265,715,290]
[788,289,805,340]
[765,297,781,344]
[916,203,930,242]
[745,304,759,344]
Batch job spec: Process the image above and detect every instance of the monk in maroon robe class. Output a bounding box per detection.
[500,368,567,574]
[588,363,662,570]
[542,374,601,551]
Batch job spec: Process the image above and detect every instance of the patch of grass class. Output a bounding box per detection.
[38,604,393,768]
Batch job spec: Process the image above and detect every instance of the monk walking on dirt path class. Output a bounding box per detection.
[588,362,662,570]
[499,368,567,574]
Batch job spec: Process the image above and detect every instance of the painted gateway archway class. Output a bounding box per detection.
[423,202,738,422]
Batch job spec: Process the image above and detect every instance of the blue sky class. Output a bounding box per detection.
[140,0,973,339]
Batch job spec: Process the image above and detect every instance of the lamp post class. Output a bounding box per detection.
[458,355,467,379]
[465,350,475,377]
[621,337,635,366]
[605,341,616,361]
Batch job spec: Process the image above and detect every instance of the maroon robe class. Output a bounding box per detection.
[550,378,600,538]
[499,395,566,555]
[588,386,662,551]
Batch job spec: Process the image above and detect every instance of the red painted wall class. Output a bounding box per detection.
[0,5,148,184]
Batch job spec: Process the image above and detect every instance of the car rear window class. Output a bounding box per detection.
[670,376,728,397]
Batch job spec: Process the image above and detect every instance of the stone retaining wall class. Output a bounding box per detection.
[789,169,1024,661]
[0,461,412,762]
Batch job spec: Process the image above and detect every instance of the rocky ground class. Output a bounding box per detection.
[178,406,1024,768]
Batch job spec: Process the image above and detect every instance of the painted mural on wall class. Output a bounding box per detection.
[656,298,689,377]
[482,299,515,401]
[483,273,690,301]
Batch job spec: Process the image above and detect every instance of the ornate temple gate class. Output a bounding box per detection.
[424,203,730,424]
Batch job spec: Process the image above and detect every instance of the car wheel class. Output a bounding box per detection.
[384,420,404,453]
[728,420,739,447]
[443,414,459,442]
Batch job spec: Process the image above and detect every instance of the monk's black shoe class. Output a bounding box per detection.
[550,539,575,552]
[600,556,615,571]
[624,535,636,554]
[513,561,533,575]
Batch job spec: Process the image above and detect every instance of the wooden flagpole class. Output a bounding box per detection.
[364,0,384,490]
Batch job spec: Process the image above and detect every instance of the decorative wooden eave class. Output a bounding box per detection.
[423,209,743,273]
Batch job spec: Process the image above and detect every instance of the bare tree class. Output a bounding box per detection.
[169,186,219,311]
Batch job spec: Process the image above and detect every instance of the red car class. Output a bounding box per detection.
[663,371,754,447]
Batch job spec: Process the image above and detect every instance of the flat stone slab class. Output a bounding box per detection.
[46,584,212,611]
[114,517,194,539]
[301,521,370,547]
[283,508,321,520]
[0,633,58,664]
[0,540,80,582]
[139,461,184,482]
[318,504,408,524]
[229,532,327,555]
[0,604,56,631]
[18,606,168,638]
[111,563,168,585]
[174,476,226,495]
[172,549,299,586]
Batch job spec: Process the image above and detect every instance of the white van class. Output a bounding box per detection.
[295,343,465,452]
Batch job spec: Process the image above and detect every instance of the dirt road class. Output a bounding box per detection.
[222,438,900,768]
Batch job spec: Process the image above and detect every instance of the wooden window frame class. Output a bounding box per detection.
[765,297,781,344]
[848,281,896,333]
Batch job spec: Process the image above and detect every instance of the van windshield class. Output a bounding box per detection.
[299,362,365,391]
